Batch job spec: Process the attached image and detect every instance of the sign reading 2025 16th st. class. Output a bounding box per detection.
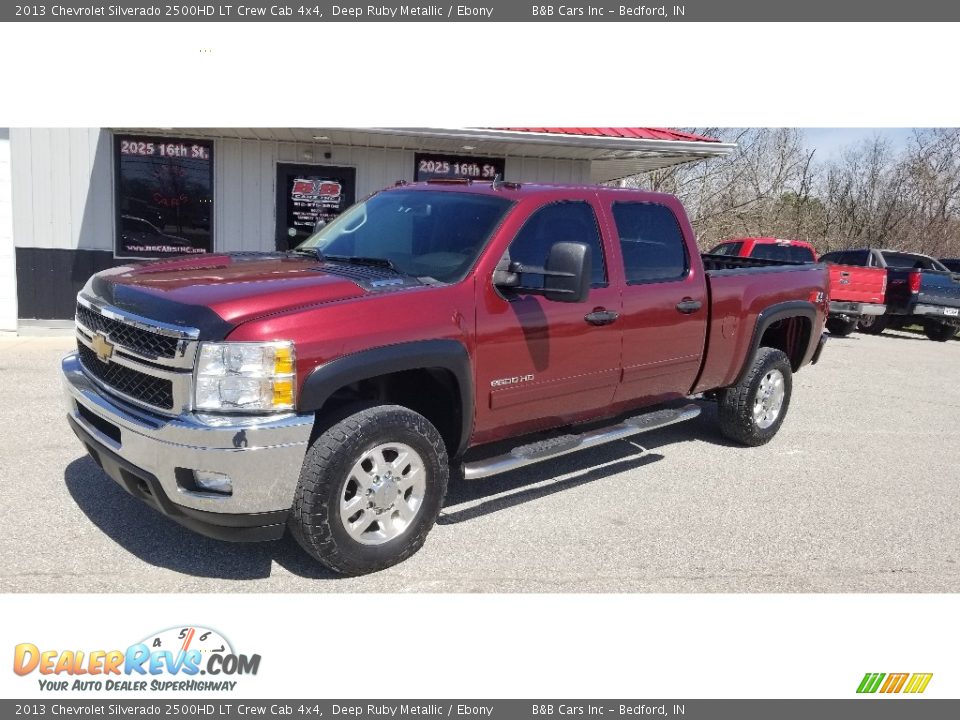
[114,135,214,259]
[12,625,261,693]
[415,152,505,182]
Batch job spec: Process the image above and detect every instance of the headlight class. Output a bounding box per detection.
[194,341,296,413]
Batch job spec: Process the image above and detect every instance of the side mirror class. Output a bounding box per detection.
[493,241,591,303]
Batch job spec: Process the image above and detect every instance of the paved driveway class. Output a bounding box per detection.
[2,330,958,592]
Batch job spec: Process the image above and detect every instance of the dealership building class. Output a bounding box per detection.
[0,127,733,330]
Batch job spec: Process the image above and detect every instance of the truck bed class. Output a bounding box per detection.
[701,253,806,272]
[694,255,828,394]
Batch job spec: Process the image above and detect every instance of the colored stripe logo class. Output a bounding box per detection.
[857,672,933,694]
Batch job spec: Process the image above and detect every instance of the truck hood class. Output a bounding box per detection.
[86,252,371,336]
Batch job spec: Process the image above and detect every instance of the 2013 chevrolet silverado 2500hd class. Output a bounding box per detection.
[710,238,887,337]
[62,181,829,574]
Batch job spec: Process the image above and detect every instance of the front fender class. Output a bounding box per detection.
[298,339,474,457]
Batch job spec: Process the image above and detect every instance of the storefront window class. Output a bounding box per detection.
[114,135,214,258]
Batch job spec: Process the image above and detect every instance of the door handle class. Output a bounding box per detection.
[676,298,702,314]
[585,309,619,326]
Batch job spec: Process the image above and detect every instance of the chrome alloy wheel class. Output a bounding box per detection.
[339,442,427,546]
[753,369,786,430]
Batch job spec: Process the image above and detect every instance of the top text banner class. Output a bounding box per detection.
[5,1,960,22]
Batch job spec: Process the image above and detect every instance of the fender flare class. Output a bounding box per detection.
[735,300,817,384]
[298,339,474,457]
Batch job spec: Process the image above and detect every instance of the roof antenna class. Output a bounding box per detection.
[491,173,503,190]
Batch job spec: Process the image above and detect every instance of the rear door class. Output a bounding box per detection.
[603,198,708,405]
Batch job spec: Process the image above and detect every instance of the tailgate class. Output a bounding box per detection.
[827,264,886,304]
[919,271,960,308]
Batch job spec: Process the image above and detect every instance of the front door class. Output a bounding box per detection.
[472,195,623,444]
[275,163,357,251]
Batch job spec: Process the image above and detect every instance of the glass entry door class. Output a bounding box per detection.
[275,163,357,251]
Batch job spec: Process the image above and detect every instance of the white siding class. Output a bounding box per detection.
[0,129,15,330]
[10,128,113,251]
[10,129,593,255]
[213,138,592,253]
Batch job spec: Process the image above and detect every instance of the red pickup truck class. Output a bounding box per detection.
[710,238,887,337]
[62,182,828,574]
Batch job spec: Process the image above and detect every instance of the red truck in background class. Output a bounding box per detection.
[62,182,828,575]
[709,237,887,337]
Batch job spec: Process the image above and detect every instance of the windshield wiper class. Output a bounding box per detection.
[289,247,325,262]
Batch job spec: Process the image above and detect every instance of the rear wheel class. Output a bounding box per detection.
[923,321,958,342]
[826,317,858,337]
[717,347,793,446]
[290,405,449,576]
[857,314,888,335]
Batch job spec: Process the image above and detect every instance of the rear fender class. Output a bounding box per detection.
[734,300,818,384]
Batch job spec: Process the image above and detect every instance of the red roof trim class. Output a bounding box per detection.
[498,127,720,143]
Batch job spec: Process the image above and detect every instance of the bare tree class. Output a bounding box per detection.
[626,128,960,259]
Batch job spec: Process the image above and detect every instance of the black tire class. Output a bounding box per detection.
[923,321,958,342]
[289,405,449,576]
[717,347,793,447]
[826,317,858,337]
[857,314,888,335]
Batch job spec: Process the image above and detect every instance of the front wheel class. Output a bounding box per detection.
[717,347,793,446]
[923,321,958,342]
[826,317,858,337]
[290,405,449,575]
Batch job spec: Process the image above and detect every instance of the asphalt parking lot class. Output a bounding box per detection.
[2,330,958,593]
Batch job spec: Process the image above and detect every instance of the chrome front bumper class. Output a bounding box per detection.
[62,352,313,529]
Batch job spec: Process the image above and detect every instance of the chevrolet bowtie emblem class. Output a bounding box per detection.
[91,332,115,363]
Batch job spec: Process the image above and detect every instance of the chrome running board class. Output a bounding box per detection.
[462,404,701,480]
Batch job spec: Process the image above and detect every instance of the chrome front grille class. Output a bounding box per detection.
[76,304,180,360]
[77,341,175,410]
[74,295,199,416]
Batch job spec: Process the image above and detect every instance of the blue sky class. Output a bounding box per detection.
[801,128,916,161]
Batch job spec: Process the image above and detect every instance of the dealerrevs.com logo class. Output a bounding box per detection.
[13,626,261,693]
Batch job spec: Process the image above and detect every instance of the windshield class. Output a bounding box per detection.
[297,190,513,283]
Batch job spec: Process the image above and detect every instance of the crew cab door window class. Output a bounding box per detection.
[505,201,607,288]
[612,202,689,283]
